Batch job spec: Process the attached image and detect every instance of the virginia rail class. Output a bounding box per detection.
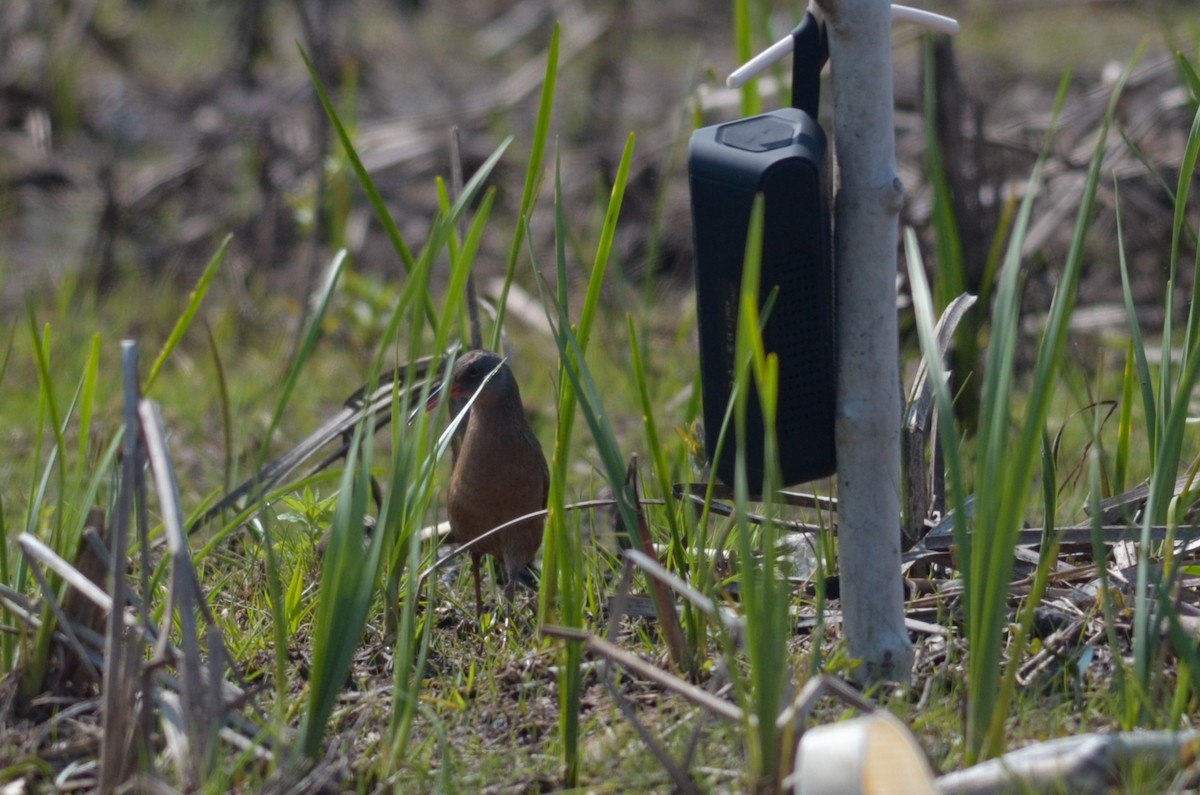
[427,349,549,622]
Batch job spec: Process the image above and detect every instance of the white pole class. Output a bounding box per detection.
[815,0,914,684]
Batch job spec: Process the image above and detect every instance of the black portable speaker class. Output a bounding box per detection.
[688,13,835,490]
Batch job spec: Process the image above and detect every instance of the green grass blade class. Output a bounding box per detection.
[143,234,229,395]
[492,22,558,350]
[1133,72,1200,710]
[298,422,382,759]
[0,324,14,390]
[387,514,431,760]
[1086,424,1132,726]
[258,250,347,472]
[535,149,572,621]
[0,494,9,671]
[982,61,1130,757]
[544,303,632,787]
[981,55,1139,757]
[1174,103,1200,354]
[964,68,1059,761]
[76,333,99,483]
[367,139,510,381]
[733,0,761,117]
[1135,326,1200,693]
[437,188,496,354]
[17,318,76,702]
[626,318,687,569]
[1175,50,1200,104]
[259,512,290,727]
[532,134,635,785]
[728,195,791,783]
[922,35,965,310]
[298,46,417,276]
[1114,341,1135,496]
[434,177,460,263]
[27,319,66,545]
[1115,181,1157,463]
[577,133,635,351]
[203,320,235,495]
[907,67,1064,764]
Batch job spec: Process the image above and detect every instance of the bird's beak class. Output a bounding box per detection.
[423,383,445,412]
[405,382,445,425]
[407,373,469,423]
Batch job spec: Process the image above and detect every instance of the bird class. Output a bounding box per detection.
[426,349,550,624]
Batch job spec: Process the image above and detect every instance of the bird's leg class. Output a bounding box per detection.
[472,553,485,628]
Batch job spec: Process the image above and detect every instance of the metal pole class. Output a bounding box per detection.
[816,0,914,684]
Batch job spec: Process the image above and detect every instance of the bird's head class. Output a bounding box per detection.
[424,349,510,413]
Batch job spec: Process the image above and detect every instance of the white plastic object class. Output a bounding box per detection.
[726,3,960,88]
[790,711,938,795]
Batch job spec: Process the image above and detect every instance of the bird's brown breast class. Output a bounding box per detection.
[446,407,549,569]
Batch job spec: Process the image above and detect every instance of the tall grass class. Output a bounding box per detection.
[10,246,223,705]
[908,52,1145,762]
[732,0,762,118]
[537,131,637,785]
[492,24,560,351]
[1125,51,1200,726]
[290,44,520,765]
[727,197,792,786]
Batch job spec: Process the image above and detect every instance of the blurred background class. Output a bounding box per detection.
[0,0,1195,318]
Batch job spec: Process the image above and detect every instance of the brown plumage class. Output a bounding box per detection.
[429,349,549,622]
